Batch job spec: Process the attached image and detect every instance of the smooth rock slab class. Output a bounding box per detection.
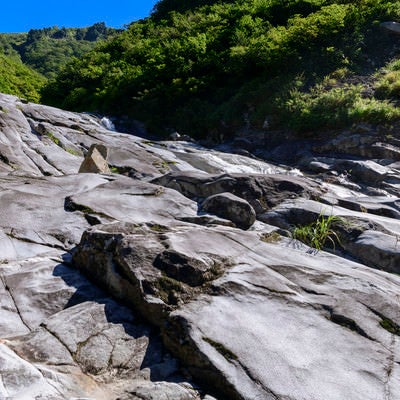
[344,230,400,273]
[0,343,60,399]
[165,244,400,400]
[0,252,106,332]
[66,176,198,226]
[73,221,400,400]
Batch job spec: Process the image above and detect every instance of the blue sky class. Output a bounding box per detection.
[1,0,159,33]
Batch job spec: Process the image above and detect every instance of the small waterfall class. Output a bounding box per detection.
[100,117,116,131]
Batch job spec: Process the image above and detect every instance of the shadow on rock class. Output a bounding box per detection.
[52,254,181,382]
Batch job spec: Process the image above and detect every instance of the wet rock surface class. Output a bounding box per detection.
[1,92,400,399]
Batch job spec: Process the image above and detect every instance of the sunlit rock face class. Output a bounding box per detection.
[0,92,400,400]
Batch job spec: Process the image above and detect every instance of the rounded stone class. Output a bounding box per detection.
[202,192,256,229]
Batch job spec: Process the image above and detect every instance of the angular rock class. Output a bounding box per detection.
[72,222,232,326]
[79,143,111,173]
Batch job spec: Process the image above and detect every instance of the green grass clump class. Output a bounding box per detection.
[375,59,400,100]
[293,214,342,252]
[46,131,60,145]
[66,148,81,156]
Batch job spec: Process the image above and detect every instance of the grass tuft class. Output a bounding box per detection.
[292,213,342,252]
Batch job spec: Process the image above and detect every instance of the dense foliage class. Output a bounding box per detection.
[0,23,119,79]
[0,52,46,102]
[38,1,400,137]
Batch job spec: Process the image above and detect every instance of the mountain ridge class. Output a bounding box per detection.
[0,22,120,79]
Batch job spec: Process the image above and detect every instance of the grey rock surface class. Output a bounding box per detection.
[73,221,400,400]
[1,92,400,399]
[119,381,200,400]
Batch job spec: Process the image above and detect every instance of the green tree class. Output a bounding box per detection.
[40,0,400,137]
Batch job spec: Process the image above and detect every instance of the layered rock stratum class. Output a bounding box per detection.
[0,92,400,400]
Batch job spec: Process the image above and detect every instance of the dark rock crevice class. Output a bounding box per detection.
[383,335,396,400]
[322,305,375,341]
[366,307,400,337]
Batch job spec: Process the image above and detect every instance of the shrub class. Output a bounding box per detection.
[40,0,400,137]
[350,96,400,123]
[281,82,400,133]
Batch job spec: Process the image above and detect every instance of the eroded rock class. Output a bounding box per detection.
[1,92,400,399]
[72,220,400,400]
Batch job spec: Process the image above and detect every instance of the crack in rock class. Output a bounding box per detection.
[0,273,31,332]
[40,323,79,368]
[35,366,65,398]
[5,230,66,251]
[384,335,396,400]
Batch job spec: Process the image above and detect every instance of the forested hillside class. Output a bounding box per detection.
[0,23,119,79]
[40,0,400,138]
[0,52,46,102]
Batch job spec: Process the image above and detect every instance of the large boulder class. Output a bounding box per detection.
[201,192,256,229]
